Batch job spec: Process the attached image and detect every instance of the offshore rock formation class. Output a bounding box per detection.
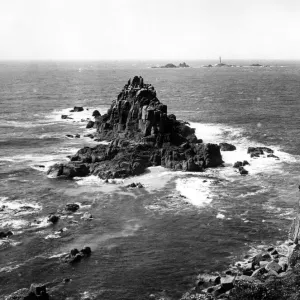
[48,77,223,179]
[152,62,190,68]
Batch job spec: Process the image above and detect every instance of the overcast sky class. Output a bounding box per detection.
[0,0,299,60]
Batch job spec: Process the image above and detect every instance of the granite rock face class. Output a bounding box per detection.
[48,77,223,179]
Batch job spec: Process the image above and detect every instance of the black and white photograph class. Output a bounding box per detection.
[1,1,300,299]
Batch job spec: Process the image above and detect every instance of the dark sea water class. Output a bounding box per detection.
[1,60,300,299]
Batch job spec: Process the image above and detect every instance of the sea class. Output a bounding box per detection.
[0,60,300,299]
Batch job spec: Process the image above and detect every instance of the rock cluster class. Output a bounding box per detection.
[48,77,223,179]
[126,182,144,188]
[61,247,92,264]
[247,146,274,158]
[152,62,190,68]
[0,230,13,238]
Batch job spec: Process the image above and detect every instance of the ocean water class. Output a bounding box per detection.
[0,60,300,299]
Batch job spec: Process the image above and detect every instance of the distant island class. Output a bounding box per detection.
[250,63,263,67]
[152,62,190,68]
[203,57,269,68]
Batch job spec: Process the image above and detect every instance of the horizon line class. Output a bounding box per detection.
[0,58,300,62]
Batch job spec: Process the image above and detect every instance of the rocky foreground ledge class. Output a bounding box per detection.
[48,76,223,179]
[179,206,300,300]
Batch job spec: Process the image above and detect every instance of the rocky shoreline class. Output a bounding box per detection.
[180,233,300,300]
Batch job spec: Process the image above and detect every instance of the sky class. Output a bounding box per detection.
[0,0,300,60]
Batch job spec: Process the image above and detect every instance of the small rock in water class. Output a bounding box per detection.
[219,142,236,151]
[243,160,250,166]
[233,161,243,168]
[84,134,94,139]
[47,214,60,224]
[70,248,79,256]
[66,134,74,138]
[71,106,84,112]
[75,134,80,138]
[62,247,92,263]
[65,203,80,212]
[80,246,92,256]
[126,182,144,188]
[239,166,248,175]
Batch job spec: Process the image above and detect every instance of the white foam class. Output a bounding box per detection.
[216,213,225,219]
[49,252,68,259]
[49,106,109,123]
[175,177,214,206]
[75,166,176,192]
[1,219,29,229]
[0,264,21,273]
[0,120,58,128]
[0,198,41,214]
[190,121,300,178]
[45,233,61,239]
[0,153,70,173]
[190,122,245,144]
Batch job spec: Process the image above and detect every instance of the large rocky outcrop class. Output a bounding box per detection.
[48,77,223,179]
